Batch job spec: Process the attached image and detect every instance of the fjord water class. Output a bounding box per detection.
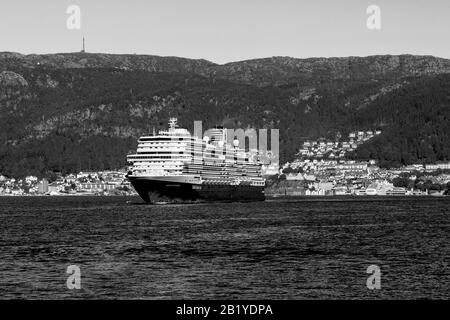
[0,196,448,299]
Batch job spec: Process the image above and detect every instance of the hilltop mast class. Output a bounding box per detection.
[81,36,85,53]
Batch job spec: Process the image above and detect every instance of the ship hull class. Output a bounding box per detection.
[128,176,265,203]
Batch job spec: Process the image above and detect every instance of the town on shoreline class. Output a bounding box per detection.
[0,170,136,197]
[1,160,449,198]
[266,160,450,197]
[265,130,450,197]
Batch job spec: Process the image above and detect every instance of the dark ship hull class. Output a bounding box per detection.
[128,176,265,203]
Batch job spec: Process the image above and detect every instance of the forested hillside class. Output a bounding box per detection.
[0,52,449,177]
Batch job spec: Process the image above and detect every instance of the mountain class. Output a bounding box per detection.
[0,52,216,74]
[2,52,450,85]
[0,52,449,177]
[348,74,450,167]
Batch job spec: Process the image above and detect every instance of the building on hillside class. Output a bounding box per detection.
[37,179,49,194]
[48,182,60,194]
[262,164,280,176]
[286,173,303,181]
[386,187,408,195]
[425,163,450,171]
[79,182,119,192]
[333,186,349,195]
[25,176,38,184]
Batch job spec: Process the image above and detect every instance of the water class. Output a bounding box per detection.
[0,196,448,299]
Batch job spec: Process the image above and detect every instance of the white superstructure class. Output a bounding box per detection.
[127,118,265,187]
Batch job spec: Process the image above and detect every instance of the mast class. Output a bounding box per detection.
[168,118,178,130]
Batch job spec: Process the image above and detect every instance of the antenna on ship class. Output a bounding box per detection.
[168,118,178,130]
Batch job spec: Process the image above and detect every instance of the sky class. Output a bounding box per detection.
[0,0,449,64]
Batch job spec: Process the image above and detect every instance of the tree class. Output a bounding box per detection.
[393,177,409,188]
[282,167,294,174]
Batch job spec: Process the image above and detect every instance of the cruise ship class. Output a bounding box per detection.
[126,118,266,203]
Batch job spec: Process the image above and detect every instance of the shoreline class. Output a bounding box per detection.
[0,194,447,200]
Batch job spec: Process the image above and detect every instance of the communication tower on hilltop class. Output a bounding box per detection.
[81,37,85,53]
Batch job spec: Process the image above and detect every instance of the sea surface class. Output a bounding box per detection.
[0,196,449,299]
